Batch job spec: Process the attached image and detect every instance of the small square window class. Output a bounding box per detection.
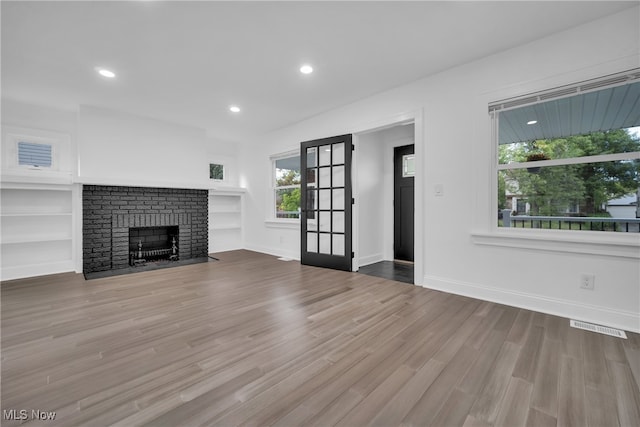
[209,163,224,180]
[402,154,415,178]
[18,141,52,168]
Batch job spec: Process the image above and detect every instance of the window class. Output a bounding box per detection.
[1,127,70,176]
[18,141,52,168]
[272,152,301,219]
[209,163,224,180]
[402,154,415,177]
[493,72,640,233]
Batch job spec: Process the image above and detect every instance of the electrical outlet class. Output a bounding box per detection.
[580,274,595,290]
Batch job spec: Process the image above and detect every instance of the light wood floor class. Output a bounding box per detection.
[2,250,639,426]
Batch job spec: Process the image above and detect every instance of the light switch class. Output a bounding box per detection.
[434,184,444,197]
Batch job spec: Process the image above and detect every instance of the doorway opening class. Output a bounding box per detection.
[353,123,416,284]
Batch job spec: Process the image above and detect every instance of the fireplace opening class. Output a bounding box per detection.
[129,226,179,266]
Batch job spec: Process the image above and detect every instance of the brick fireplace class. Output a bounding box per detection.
[83,185,208,276]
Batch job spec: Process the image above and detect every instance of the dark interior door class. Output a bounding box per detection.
[394,144,414,261]
[301,134,352,271]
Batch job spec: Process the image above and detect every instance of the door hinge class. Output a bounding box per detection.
[352,198,355,205]
[352,145,355,151]
[351,252,355,258]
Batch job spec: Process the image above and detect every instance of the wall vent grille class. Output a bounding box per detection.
[570,320,627,339]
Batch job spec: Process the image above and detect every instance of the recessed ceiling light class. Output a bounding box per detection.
[229,105,241,113]
[527,120,538,125]
[300,64,313,74]
[97,68,116,78]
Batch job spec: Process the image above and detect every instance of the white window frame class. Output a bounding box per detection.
[209,163,225,182]
[473,71,640,259]
[1,126,73,184]
[5,131,60,172]
[268,150,301,225]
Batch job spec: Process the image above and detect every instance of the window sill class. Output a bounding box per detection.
[265,219,300,230]
[471,229,640,259]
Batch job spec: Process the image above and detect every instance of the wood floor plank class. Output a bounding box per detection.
[1,250,639,427]
[584,385,620,427]
[335,364,416,426]
[401,344,480,426]
[457,330,510,396]
[369,359,446,427]
[494,377,533,427]
[429,388,477,427]
[238,346,371,426]
[581,330,612,393]
[531,337,561,418]
[525,407,558,427]
[557,355,586,427]
[624,344,640,389]
[608,359,640,427]
[506,309,533,346]
[468,341,521,424]
[512,325,544,382]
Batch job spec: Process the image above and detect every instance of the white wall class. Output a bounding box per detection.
[1,99,77,181]
[207,136,241,188]
[355,131,385,266]
[77,105,209,188]
[355,124,415,267]
[1,100,242,276]
[241,8,640,331]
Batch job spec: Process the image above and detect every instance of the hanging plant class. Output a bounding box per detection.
[525,152,550,173]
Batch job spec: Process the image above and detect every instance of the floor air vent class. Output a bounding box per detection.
[570,320,627,339]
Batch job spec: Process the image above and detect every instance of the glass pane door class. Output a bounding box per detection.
[301,134,352,271]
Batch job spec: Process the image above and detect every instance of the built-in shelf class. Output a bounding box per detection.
[209,188,244,253]
[1,184,75,280]
[1,212,72,217]
[2,236,72,245]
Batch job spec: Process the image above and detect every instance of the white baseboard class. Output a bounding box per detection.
[422,274,640,334]
[358,253,384,267]
[1,260,75,282]
[243,243,300,261]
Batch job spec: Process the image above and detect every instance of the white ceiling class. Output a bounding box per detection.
[2,1,637,143]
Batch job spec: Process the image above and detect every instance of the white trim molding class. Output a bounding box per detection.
[244,243,300,262]
[422,274,640,334]
[472,230,640,259]
[264,219,300,230]
[358,253,384,268]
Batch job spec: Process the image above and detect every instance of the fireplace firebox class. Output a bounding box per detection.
[129,226,179,266]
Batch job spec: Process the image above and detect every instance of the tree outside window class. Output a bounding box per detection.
[499,130,639,218]
[495,77,640,232]
[210,163,224,180]
[274,155,301,219]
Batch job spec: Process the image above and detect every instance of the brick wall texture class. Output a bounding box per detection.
[83,185,208,273]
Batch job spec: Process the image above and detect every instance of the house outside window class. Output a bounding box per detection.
[493,72,640,232]
[272,152,301,219]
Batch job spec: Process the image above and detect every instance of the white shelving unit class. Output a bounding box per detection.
[1,183,76,281]
[209,187,244,253]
